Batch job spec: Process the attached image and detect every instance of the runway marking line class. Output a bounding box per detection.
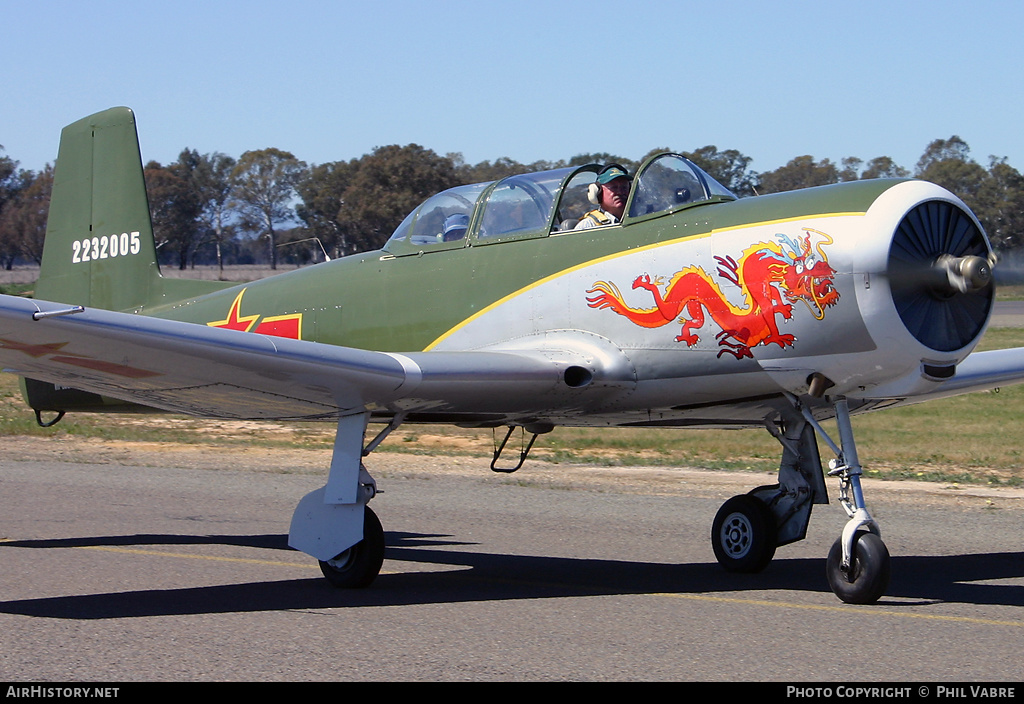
[652,592,1024,629]
[79,545,317,570]
[73,545,1024,629]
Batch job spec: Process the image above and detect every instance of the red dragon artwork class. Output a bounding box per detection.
[585,229,840,359]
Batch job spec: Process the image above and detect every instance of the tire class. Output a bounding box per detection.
[826,531,890,604]
[711,494,777,573]
[318,506,385,588]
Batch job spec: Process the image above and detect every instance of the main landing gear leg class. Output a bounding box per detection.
[711,409,827,574]
[796,396,890,604]
[288,412,388,588]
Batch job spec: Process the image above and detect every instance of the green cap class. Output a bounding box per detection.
[596,164,629,184]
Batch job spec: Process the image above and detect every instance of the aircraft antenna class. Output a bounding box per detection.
[277,237,332,262]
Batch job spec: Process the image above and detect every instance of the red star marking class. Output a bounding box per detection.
[0,338,71,358]
[207,289,259,333]
[51,355,161,379]
[207,288,302,340]
[0,338,159,378]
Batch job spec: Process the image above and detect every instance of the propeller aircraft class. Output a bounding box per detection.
[0,107,1017,604]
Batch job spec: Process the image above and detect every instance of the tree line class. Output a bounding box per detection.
[1,135,1022,274]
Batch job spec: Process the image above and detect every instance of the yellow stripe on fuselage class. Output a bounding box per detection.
[423,211,865,351]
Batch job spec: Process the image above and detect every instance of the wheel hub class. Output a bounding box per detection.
[721,512,752,558]
[325,547,355,571]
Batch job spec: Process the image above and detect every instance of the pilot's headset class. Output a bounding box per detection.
[587,164,631,205]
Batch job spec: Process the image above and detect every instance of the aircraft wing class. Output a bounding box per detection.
[7,292,1024,425]
[0,294,617,421]
[869,347,1024,406]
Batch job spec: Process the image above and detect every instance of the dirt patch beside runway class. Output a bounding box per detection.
[5,434,1023,511]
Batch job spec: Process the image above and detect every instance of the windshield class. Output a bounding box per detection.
[628,154,735,218]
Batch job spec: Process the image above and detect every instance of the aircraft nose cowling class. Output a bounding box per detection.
[886,197,995,353]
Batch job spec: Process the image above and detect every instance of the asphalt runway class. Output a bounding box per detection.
[991,300,1024,327]
[1,454,1022,682]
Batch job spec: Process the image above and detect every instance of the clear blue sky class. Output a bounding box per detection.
[4,0,1023,178]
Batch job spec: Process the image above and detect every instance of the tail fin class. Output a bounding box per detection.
[22,108,234,417]
[35,107,160,312]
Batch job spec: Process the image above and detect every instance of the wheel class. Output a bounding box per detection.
[711,494,777,573]
[318,506,385,588]
[826,531,890,604]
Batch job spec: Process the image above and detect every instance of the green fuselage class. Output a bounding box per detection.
[148,179,897,354]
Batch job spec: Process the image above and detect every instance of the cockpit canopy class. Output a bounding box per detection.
[384,153,735,255]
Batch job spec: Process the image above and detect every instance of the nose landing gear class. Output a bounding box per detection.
[812,396,890,604]
[710,395,891,604]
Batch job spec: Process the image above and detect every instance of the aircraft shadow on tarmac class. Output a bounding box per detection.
[0,531,1021,619]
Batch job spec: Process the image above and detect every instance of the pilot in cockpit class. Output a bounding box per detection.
[575,164,631,230]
